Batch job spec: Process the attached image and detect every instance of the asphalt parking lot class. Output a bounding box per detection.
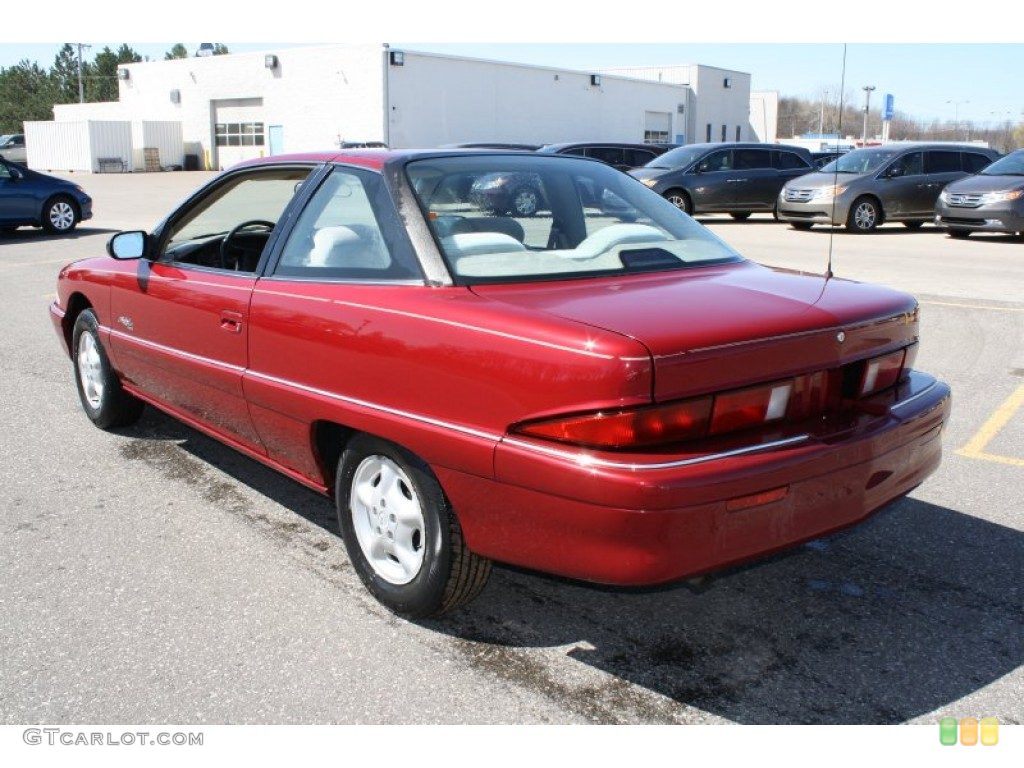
[1,171,1021,725]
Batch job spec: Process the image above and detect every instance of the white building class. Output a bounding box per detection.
[47,45,756,170]
[749,90,779,143]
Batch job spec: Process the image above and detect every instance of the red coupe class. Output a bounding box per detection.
[50,151,950,617]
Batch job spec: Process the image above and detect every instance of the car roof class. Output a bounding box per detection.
[539,142,674,152]
[848,143,998,153]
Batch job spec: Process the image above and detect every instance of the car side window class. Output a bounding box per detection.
[699,150,732,172]
[963,153,992,173]
[890,152,923,176]
[624,149,657,167]
[775,151,810,170]
[585,147,625,166]
[561,147,589,158]
[0,163,11,179]
[925,151,961,174]
[734,149,772,170]
[161,167,311,273]
[275,168,422,281]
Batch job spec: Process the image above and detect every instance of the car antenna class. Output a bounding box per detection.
[825,43,848,281]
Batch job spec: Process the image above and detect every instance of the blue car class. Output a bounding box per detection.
[0,158,93,234]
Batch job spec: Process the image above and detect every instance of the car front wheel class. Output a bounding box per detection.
[43,195,79,233]
[664,190,693,215]
[72,309,144,429]
[730,212,751,221]
[847,197,881,233]
[948,229,971,239]
[336,434,491,618]
[509,186,540,217]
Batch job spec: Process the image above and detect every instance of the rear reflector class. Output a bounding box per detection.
[860,349,905,396]
[710,382,792,435]
[726,486,789,512]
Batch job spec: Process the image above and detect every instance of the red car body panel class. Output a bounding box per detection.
[50,151,951,587]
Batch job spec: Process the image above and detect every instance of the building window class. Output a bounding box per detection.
[721,124,727,141]
[706,123,712,142]
[643,130,670,143]
[215,122,265,147]
[735,125,741,141]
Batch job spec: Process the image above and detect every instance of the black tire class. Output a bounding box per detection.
[71,309,144,429]
[664,189,693,215]
[507,186,540,217]
[948,229,971,239]
[42,195,80,234]
[902,221,925,230]
[336,434,491,618]
[730,212,752,221]
[789,222,814,231]
[846,196,881,233]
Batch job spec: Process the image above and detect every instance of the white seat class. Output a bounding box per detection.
[308,225,389,269]
[441,232,527,259]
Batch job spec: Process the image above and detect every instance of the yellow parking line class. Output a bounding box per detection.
[920,300,1024,313]
[957,383,1024,467]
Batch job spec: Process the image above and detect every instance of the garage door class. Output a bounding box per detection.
[213,98,265,170]
[644,111,672,144]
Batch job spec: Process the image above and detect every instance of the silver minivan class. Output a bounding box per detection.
[0,134,26,164]
[935,149,1024,238]
[777,144,999,233]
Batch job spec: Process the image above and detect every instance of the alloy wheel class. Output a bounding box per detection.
[77,331,105,408]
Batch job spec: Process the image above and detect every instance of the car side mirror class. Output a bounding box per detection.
[7,166,22,180]
[107,231,148,260]
[695,163,707,174]
[886,166,904,179]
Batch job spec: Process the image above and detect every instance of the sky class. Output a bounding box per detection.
[1,42,1020,127]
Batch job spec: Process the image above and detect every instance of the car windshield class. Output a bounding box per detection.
[406,155,741,284]
[643,146,707,170]
[979,151,1024,176]
[820,148,902,175]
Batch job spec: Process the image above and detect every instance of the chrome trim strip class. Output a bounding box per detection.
[245,369,501,442]
[103,325,246,374]
[890,381,940,411]
[501,434,812,471]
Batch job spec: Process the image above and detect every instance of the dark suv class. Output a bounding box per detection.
[628,142,813,218]
[538,142,676,172]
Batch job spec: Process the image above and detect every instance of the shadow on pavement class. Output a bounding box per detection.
[121,408,1023,725]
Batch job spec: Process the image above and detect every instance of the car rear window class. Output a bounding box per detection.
[405,155,741,284]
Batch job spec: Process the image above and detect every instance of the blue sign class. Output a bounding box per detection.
[883,94,895,121]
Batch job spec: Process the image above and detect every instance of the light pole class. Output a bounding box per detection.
[76,43,91,104]
[946,100,969,140]
[861,85,876,145]
[818,89,828,136]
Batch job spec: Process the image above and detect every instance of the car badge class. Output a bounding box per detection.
[836,331,846,343]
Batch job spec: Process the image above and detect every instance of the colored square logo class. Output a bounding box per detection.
[940,717,958,746]
[981,717,999,746]
[959,717,978,746]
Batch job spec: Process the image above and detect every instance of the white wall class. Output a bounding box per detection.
[25,120,132,172]
[689,66,752,144]
[387,52,687,148]
[749,90,779,143]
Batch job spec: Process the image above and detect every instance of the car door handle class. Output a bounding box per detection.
[220,310,243,334]
[726,179,748,183]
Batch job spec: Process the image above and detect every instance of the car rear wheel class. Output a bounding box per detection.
[664,190,693,215]
[336,434,491,618]
[847,197,881,233]
[948,229,971,239]
[902,221,925,230]
[789,222,814,231]
[509,186,540,217]
[72,309,144,429]
[43,195,79,234]
[730,212,752,221]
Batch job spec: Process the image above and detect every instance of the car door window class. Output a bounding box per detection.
[0,163,11,180]
[925,151,961,174]
[623,149,657,167]
[561,147,589,158]
[963,153,992,173]
[161,168,311,273]
[699,150,732,172]
[775,151,810,170]
[275,167,422,281]
[889,152,923,176]
[585,147,625,166]
[733,149,772,170]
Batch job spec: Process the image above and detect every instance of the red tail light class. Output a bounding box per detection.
[709,382,792,435]
[515,397,712,449]
[859,349,906,396]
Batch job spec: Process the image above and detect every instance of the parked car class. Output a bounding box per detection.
[777,144,1000,232]
[538,142,677,172]
[51,150,949,617]
[628,142,814,219]
[1,157,92,234]
[446,142,543,151]
[935,148,1024,238]
[0,133,26,163]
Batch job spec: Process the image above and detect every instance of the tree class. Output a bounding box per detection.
[84,44,142,102]
[165,44,189,60]
[0,60,58,133]
[212,44,230,56]
[51,43,80,104]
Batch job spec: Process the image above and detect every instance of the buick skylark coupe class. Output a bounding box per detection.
[50,151,950,617]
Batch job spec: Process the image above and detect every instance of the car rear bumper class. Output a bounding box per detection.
[440,371,949,586]
[934,203,1024,233]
